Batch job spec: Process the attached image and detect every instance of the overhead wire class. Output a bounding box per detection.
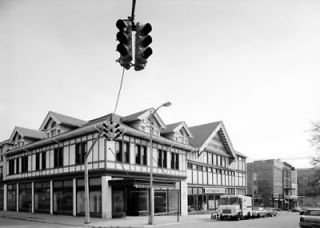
[113,67,126,114]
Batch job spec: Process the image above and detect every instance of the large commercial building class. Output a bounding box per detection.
[0,109,247,218]
[247,159,298,210]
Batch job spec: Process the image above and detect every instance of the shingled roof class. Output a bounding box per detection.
[40,111,87,130]
[189,122,221,148]
[10,126,46,141]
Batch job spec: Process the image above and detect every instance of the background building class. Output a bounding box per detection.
[247,159,298,210]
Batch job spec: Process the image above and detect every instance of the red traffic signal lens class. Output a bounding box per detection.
[116,19,131,32]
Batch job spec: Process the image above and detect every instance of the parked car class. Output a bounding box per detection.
[300,208,308,215]
[252,207,267,218]
[299,208,320,228]
[265,207,277,217]
[292,207,302,213]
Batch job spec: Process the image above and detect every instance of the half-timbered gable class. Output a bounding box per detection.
[122,108,166,137]
[9,127,46,149]
[161,121,193,145]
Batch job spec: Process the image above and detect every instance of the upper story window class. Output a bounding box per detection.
[42,151,46,170]
[75,142,87,165]
[135,144,147,165]
[115,141,130,163]
[35,153,40,171]
[21,156,28,173]
[16,158,20,174]
[158,149,167,168]
[170,152,179,170]
[45,120,61,138]
[139,118,161,136]
[54,147,63,168]
[13,134,24,148]
[8,159,15,175]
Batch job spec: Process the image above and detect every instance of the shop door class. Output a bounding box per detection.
[112,189,126,218]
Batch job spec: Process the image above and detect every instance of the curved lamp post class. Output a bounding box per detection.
[148,101,171,225]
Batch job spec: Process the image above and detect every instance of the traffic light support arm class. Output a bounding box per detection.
[85,131,103,159]
[130,0,136,28]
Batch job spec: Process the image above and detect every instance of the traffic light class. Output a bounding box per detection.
[134,22,153,71]
[113,123,124,140]
[101,118,125,141]
[102,122,111,140]
[116,19,133,70]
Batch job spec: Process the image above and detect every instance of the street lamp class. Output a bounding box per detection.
[148,101,171,225]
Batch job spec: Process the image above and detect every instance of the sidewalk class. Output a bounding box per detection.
[0,211,211,228]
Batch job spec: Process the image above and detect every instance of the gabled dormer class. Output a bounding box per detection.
[161,121,193,144]
[189,121,236,160]
[122,108,166,136]
[40,111,87,138]
[9,126,46,148]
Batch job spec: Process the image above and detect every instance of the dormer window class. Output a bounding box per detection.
[138,118,161,136]
[46,120,61,137]
[13,134,24,148]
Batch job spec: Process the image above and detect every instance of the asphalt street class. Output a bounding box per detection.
[163,212,300,228]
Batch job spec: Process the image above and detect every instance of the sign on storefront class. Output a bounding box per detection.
[204,187,225,194]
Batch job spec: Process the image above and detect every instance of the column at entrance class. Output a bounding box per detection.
[180,180,188,216]
[101,176,112,219]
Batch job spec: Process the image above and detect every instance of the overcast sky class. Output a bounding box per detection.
[1,0,319,168]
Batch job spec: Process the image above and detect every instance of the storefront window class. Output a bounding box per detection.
[154,190,167,213]
[188,195,197,212]
[7,184,16,211]
[127,190,147,215]
[168,190,178,212]
[34,181,50,213]
[19,183,32,212]
[53,180,73,215]
[76,178,101,217]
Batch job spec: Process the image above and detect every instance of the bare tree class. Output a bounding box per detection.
[310,121,320,166]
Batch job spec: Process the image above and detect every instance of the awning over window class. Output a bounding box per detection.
[108,178,177,190]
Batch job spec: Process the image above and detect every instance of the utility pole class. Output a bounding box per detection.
[148,102,171,225]
[84,118,124,224]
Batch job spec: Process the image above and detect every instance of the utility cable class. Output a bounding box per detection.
[113,67,125,114]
